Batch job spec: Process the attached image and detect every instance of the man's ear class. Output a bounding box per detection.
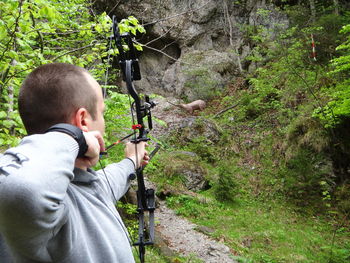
[72,108,90,132]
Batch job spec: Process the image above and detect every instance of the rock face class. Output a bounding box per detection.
[168,151,209,191]
[95,0,288,100]
[174,116,221,145]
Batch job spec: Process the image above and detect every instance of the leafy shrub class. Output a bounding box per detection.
[212,162,239,203]
[278,148,333,207]
[334,183,350,214]
[313,24,350,128]
[98,90,132,167]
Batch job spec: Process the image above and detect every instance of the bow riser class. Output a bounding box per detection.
[125,60,148,141]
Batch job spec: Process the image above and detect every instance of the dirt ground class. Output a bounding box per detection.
[148,98,237,262]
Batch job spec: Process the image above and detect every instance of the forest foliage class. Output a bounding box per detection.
[1,0,350,262]
[243,2,350,209]
[146,0,350,215]
[0,0,108,146]
[146,1,350,261]
[0,0,144,152]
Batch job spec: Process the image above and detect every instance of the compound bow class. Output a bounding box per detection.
[109,15,159,263]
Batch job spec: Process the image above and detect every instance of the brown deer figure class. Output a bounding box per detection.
[168,99,206,114]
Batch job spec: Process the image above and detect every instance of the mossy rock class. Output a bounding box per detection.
[153,151,208,195]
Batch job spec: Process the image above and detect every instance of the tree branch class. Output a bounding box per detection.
[214,103,239,118]
[0,0,24,62]
[52,43,95,61]
[134,40,195,66]
[30,9,44,53]
[144,24,177,46]
[161,40,177,51]
[107,0,122,16]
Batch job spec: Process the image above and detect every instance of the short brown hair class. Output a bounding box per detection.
[19,63,97,134]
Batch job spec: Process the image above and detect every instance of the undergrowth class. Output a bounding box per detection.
[148,13,350,262]
[166,193,350,263]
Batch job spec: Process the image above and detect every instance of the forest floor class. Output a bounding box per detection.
[148,98,238,262]
[144,97,350,263]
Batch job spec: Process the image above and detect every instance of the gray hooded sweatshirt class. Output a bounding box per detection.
[0,132,136,262]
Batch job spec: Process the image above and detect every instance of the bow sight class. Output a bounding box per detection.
[111,15,159,263]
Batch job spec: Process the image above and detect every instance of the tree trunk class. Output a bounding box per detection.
[223,0,233,47]
[7,59,17,135]
[8,85,13,115]
[309,0,316,23]
[333,0,339,15]
[223,0,243,73]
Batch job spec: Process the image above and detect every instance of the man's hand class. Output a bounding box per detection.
[75,131,105,169]
[125,141,149,169]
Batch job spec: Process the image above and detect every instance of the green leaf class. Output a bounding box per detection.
[39,6,56,21]
[136,25,146,34]
[95,24,102,33]
[134,44,143,51]
[119,23,128,34]
[8,50,18,59]
[128,16,139,26]
[129,26,136,35]
[2,120,14,129]
[0,111,7,119]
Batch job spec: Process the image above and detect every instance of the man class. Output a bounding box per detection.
[0,63,148,262]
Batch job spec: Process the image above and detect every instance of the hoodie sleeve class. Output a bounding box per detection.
[96,158,135,203]
[0,132,78,261]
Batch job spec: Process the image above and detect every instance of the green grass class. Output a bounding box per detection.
[133,246,204,263]
[166,194,350,263]
[133,247,168,263]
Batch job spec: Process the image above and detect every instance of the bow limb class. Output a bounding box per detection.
[125,60,148,141]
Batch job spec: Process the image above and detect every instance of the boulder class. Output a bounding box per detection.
[173,117,221,144]
[166,151,209,191]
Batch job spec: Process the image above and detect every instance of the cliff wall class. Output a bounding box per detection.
[95,0,288,100]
